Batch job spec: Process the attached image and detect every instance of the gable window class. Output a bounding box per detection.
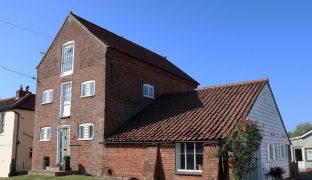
[42,89,53,104]
[60,82,72,117]
[143,84,154,99]
[0,113,5,134]
[81,81,95,97]
[40,127,51,141]
[61,41,74,76]
[78,123,94,140]
[176,143,203,173]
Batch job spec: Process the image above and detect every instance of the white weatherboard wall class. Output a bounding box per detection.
[248,84,290,180]
[0,112,16,177]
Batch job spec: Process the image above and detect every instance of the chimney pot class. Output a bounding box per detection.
[26,85,29,92]
[19,85,23,91]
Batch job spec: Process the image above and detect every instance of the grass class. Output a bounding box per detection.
[0,175,109,180]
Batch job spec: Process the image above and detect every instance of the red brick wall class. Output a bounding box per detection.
[103,143,220,180]
[104,49,197,136]
[32,15,106,176]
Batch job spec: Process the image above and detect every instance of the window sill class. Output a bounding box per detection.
[80,95,95,99]
[39,140,51,142]
[60,116,70,119]
[143,95,154,99]
[60,72,73,77]
[77,138,93,141]
[42,102,53,105]
[175,170,202,176]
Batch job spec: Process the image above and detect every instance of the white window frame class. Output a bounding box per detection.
[60,81,72,118]
[78,123,94,141]
[281,144,285,160]
[143,84,155,99]
[42,89,53,104]
[176,142,203,173]
[39,127,51,141]
[0,113,5,135]
[61,41,74,77]
[268,143,274,161]
[80,80,95,98]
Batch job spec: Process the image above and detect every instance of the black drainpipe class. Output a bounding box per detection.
[9,110,20,176]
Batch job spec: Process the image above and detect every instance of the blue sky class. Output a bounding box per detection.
[0,1,311,131]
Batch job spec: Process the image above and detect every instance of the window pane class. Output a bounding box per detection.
[196,154,203,170]
[62,44,73,75]
[186,143,194,154]
[79,126,83,139]
[143,85,148,96]
[196,143,204,154]
[83,126,88,138]
[186,154,195,170]
[180,153,185,169]
[47,128,51,140]
[90,82,95,96]
[89,126,93,138]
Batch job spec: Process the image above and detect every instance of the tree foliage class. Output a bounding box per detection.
[217,118,263,180]
[288,122,312,138]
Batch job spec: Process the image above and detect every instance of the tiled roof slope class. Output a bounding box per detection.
[0,93,35,111]
[71,12,198,85]
[105,79,267,142]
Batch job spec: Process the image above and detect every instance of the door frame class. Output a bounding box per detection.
[56,125,70,164]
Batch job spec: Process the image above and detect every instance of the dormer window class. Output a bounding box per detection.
[143,84,154,99]
[61,41,74,76]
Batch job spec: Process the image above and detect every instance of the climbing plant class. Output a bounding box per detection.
[217,118,263,180]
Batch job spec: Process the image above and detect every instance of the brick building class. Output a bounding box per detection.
[32,12,291,179]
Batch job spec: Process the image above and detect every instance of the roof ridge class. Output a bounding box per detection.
[195,78,268,91]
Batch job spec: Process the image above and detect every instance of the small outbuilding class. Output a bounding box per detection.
[290,130,312,172]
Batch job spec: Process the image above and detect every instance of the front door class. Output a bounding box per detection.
[58,126,70,164]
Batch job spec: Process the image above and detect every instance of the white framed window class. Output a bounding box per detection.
[281,144,285,160]
[176,143,203,173]
[284,145,288,159]
[143,84,154,99]
[275,144,280,160]
[61,41,74,76]
[42,89,53,104]
[0,113,5,134]
[40,127,51,141]
[81,80,95,97]
[78,123,94,140]
[60,82,72,117]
